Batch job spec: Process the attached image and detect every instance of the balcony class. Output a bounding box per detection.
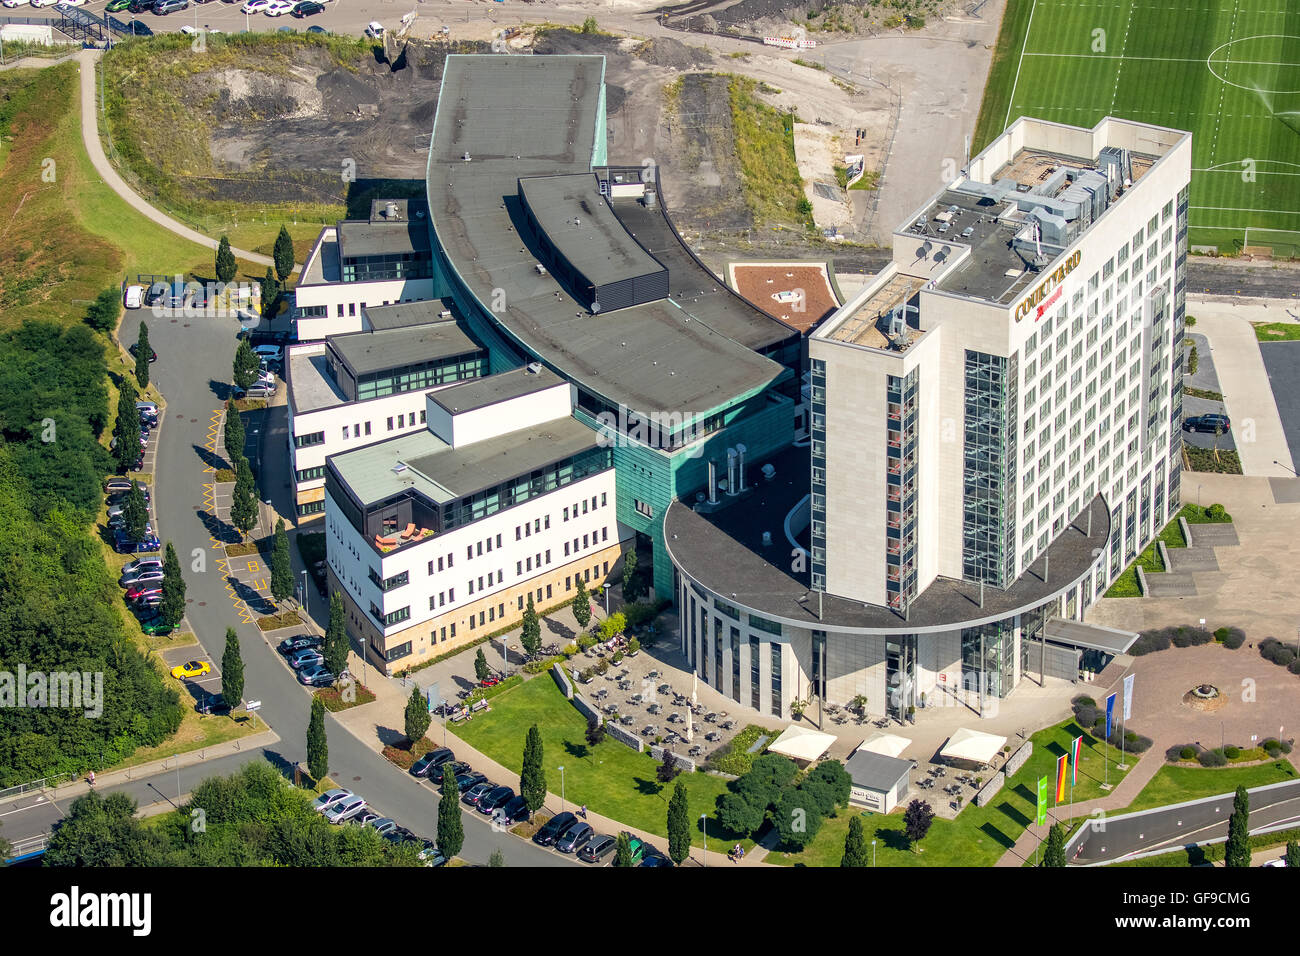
[372,523,436,555]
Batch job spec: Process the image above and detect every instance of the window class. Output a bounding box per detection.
[563,507,569,521]
[294,431,325,448]
[601,492,607,507]
[545,549,551,563]
[387,417,394,431]
[343,425,350,440]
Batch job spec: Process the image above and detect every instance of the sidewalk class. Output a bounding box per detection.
[0,729,281,811]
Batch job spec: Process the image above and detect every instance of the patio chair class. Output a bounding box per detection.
[400,522,417,539]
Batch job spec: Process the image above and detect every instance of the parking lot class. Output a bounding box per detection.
[1182,331,1236,452]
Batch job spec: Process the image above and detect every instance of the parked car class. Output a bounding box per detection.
[108,515,153,536]
[323,795,367,824]
[290,0,322,14]
[125,583,163,605]
[455,771,488,792]
[366,817,399,837]
[555,822,594,854]
[287,648,324,670]
[127,342,159,363]
[350,810,379,828]
[578,833,617,864]
[298,664,336,686]
[118,18,153,34]
[264,0,294,14]
[305,23,327,33]
[196,693,232,716]
[123,284,144,309]
[492,794,530,826]
[461,782,495,807]
[126,0,153,11]
[135,594,163,610]
[477,786,515,815]
[137,612,173,637]
[277,634,323,654]
[170,660,211,680]
[152,0,189,13]
[252,344,283,363]
[640,850,673,867]
[136,401,159,417]
[533,811,577,847]
[121,557,163,577]
[1184,413,1230,434]
[239,0,268,9]
[108,486,151,507]
[120,569,165,589]
[114,531,161,554]
[105,477,136,495]
[364,21,384,38]
[232,383,276,400]
[418,842,447,867]
[383,826,417,845]
[622,833,645,865]
[312,788,353,814]
[409,748,455,778]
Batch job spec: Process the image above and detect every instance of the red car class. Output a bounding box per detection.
[480,675,501,687]
[126,583,163,602]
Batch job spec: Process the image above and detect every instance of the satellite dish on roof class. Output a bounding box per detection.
[591,300,601,314]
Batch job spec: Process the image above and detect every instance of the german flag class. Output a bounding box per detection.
[1055,752,1068,803]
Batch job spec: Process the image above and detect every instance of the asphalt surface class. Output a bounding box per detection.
[1259,341,1300,473]
[1068,779,1300,864]
[0,307,570,867]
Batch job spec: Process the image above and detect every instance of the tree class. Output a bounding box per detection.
[404,685,430,745]
[580,15,598,33]
[621,546,638,600]
[474,647,490,682]
[259,267,280,319]
[774,787,824,849]
[667,781,690,865]
[437,763,464,858]
[614,831,633,867]
[230,456,258,540]
[215,235,237,284]
[902,799,935,850]
[273,225,295,282]
[717,791,766,835]
[572,575,591,630]
[134,321,151,390]
[0,819,10,865]
[804,760,852,812]
[597,612,626,643]
[584,714,605,747]
[488,848,505,867]
[223,399,245,468]
[270,518,293,604]
[233,338,260,391]
[656,746,679,784]
[520,593,541,658]
[221,627,244,709]
[841,815,869,867]
[123,479,148,542]
[1224,784,1251,868]
[160,542,187,629]
[85,287,122,333]
[322,592,350,679]
[1286,840,1299,868]
[113,378,141,472]
[1042,823,1066,867]
[306,696,328,782]
[520,724,546,817]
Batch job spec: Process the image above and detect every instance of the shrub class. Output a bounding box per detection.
[1262,738,1280,751]
[1180,746,1197,760]
[1170,626,1213,648]
[1165,745,1187,763]
[1224,745,1242,759]
[562,643,579,657]
[1072,695,1096,708]
[623,599,669,629]
[1290,659,1300,676]
[1074,705,1098,729]
[1284,741,1294,754]
[611,650,623,664]
[1206,503,1227,521]
[1109,730,1152,753]
[1198,749,1228,767]
[1130,629,1172,656]
[1260,638,1298,668]
[595,658,610,675]
[1214,626,1246,650]
[577,634,598,651]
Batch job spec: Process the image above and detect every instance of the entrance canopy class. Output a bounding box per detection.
[1044,619,1138,654]
[856,732,912,759]
[940,727,1007,766]
[768,725,836,763]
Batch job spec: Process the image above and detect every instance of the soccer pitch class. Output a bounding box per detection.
[974,0,1300,255]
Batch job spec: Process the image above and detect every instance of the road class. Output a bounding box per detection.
[1068,779,1300,865]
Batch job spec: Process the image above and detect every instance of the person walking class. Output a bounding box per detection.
[87,770,95,786]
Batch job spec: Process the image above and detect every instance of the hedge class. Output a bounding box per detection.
[1214,626,1245,650]
[1260,638,1299,668]
[1198,749,1227,767]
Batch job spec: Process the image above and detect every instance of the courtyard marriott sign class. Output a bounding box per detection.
[1014,249,1082,322]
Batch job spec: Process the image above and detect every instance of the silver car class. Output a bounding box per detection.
[288,648,324,670]
[312,788,353,814]
[323,795,368,824]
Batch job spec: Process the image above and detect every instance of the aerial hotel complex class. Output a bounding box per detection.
[667,116,1192,721]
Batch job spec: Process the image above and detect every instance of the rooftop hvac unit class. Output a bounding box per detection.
[384,201,399,219]
[526,362,543,375]
[462,152,472,162]
[535,263,548,276]
[762,531,773,547]
[761,462,775,481]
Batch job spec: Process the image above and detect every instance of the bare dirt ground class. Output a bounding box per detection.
[729,262,839,331]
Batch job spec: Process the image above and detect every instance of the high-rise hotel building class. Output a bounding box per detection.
[666,117,1191,721]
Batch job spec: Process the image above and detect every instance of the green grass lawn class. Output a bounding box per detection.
[1104,510,1197,597]
[1176,503,1232,524]
[972,0,1300,255]
[1253,322,1300,342]
[454,674,752,853]
[1119,761,1297,814]
[769,717,1133,866]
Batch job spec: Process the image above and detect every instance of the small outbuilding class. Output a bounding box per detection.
[845,749,912,813]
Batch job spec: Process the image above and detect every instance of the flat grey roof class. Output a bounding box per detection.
[430,365,565,414]
[337,217,432,260]
[428,55,788,417]
[330,415,603,506]
[664,444,1111,632]
[365,300,456,330]
[519,173,666,290]
[1045,619,1138,654]
[289,348,348,414]
[845,750,912,792]
[300,234,340,286]
[330,321,483,378]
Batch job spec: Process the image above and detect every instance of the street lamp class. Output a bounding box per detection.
[501,636,509,676]
[301,569,309,616]
[558,765,566,812]
[603,582,612,616]
[872,839,876,867]
[700,813,707,867]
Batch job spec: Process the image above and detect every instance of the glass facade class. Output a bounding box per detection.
[439,445,612,532]
[730,626,741,703]
[330,350,487,402]
[340,251,433,283]
[963,351,1018,586]
[886,370,919,609]
[750,636,761,709]
[961,619,1015,700]
[770,643,782,717]
[810,359,827,592]
[885,635,916,719]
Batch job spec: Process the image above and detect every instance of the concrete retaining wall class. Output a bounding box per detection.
[648,745,695,774]
[573,693,600,725]
[551,663,573,700]
[1005,740,1032,777]
[974,772,1005,807]
[604,721,644,752]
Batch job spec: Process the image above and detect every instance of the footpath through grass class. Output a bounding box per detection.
[769,717,1132,866]
[454,673,750,853]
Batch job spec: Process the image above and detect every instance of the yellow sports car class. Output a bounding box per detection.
[171,660,212,680]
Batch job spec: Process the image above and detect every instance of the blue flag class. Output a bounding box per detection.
[1105,692,1116,739]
